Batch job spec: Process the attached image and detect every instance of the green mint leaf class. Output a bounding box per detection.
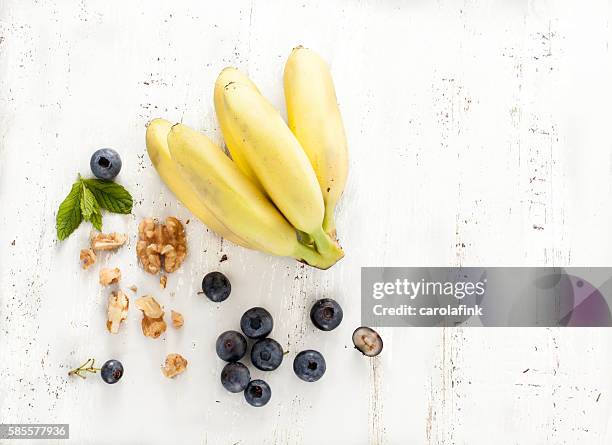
[83,179,133,214]
[56,180,84,240]
[80,183,98,221]
[89,206,103,231]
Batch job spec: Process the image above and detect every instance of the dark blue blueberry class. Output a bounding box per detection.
[90,148,122,180]
[293,350,326,382]
[244,379,271,407]
[240,307,273,339]
[216,330,247,362]
[100,359,123,384]
[250,338,283,371]
[310,298,343,331]
[202,271,231,302]
[352,327,383,357]
[220,362,250,393]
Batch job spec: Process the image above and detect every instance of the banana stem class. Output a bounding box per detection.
[310,226,344,263]
[292,242,341,270]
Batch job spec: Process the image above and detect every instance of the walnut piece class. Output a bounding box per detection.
[160,275,167,289]
[107,290,129,334]
[91,232,128,251]
[136,295,166,338]
[129,285,138,293]
[162,353,188,378]
[135,295,163,318]
[171,310,184,328]
[136,217,187,274]
[80,249,96,269]
[99,267,121,286]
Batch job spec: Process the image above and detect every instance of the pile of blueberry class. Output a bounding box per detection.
[215,307,279,407]
[201,270,384,406]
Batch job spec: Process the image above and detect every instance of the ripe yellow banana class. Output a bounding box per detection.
[167,123,338,269]
[145,118,251,248]
[284,46,349,238]
[214,67,264,191]
[222,82,343,260]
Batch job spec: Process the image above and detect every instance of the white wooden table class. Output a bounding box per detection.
[1,1,612,443]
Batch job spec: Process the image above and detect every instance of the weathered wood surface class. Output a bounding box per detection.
[1,1,612,443]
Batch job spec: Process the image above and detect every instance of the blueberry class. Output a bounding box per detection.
[352,327,383,357]
[240,307,273,339]
[201,271,231,302]
[220,362,250,393]
[100,359,123,384]
[251,338,283,371]
[310,298,343,331]
[216,330,247,362]
[293,350,326,382]
[244,379,271,407]
[90,148,122,180]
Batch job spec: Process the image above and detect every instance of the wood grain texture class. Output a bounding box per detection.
[1,0,612,443]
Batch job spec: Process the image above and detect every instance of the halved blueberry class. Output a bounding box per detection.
[352,327,383,357]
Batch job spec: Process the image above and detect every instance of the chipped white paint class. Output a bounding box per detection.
[1,1,612,443]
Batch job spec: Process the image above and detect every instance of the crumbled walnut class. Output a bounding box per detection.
[99,267,121,286]
[136,295,163,318]
[107,290,129,334]
[136,217,187,274]
[142,316,167,338]
[160,275,167,289]
[129,285,138,293]
[162,353,188,378]
[136,295,166,338]
[91,232,127,251]
[80,248,96,269]
[171,310,184,328]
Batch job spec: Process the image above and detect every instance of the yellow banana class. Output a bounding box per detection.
[214,67,264,190]
[145,118,251,248]
[284,46,348,238]
[222,82,343,260]
[167,123,338,269]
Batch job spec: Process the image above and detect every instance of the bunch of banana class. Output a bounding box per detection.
[145,47,347,269]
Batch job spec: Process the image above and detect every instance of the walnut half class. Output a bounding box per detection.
[107,290,129,334]
[136,217,187,274]
[162,353,188,378]
[135,295,166,338]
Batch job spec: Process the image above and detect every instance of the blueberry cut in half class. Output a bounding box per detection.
[352,327,383,357]
[202,271,231,302]
[100,359,124,384]
[293,350,326,382]
[310,298,343,331]
[250,338,284,371]
[221,362,250,393]
[244,379,271,407]
[216,330,247,362]
[240,307,273,339]
[90,148,122,180]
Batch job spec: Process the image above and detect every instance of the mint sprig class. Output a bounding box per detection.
[56,176,133,241]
